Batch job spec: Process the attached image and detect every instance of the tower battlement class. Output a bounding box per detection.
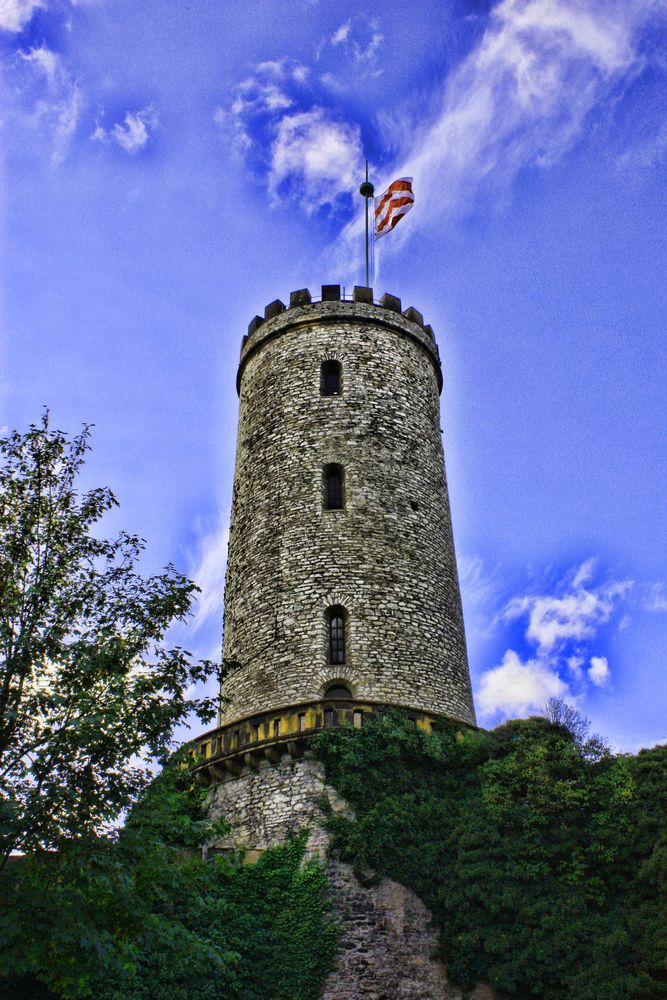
[239,286,441,393]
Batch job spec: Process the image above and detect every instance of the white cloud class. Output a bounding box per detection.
[20,44,59,84]
[0,0,44,32]
[588,655,610,686]
[91,105,158,155]
[503,564,632,652]
[475,557,632,723]
[477,649,568,718]
[268,107,363,213]
[572,557,597,588]
[566,654,584,681]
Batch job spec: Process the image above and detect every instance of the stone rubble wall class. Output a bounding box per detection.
[221,299,475,729]
[323,862,498,1000]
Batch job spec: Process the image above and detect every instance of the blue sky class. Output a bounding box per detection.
[2,0,666,751]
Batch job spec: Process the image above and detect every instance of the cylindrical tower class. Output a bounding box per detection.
[216,284,475,739]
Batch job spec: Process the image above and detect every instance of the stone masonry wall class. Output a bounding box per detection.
[220,298,475,727]
[205,754,346,859]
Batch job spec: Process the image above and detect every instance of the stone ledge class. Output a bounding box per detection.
[191,698,441,785]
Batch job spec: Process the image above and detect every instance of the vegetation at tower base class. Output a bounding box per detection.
[314,708,666,1000]
[0,414,218,863]
[0,752,338,1000]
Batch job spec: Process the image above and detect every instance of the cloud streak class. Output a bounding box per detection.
[333,0,658,262]
[18,45,84,164]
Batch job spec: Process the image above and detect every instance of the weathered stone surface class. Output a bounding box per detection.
[205,754,351,858]
[221,298,475,728]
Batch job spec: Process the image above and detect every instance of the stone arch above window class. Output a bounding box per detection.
[324,682,353,700]
[326,606,346,665]
[321,359,342,396]
[323,464,344,510]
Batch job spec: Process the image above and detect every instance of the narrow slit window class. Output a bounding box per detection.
[327,606,346,665]
[273,719,281,738]
[321,360,341,396]
[324,464,344,510]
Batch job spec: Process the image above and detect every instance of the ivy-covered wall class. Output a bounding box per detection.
[314,710,666,1000]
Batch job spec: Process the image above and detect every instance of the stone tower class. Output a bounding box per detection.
[193,285,475,821]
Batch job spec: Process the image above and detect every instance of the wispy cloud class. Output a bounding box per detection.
[0,0,45,33]
[475,558,634,722]
[336,0,656,259]
[332,20,351,47]
[588,655,610,686]
[645,582,667,613]
[187,517,229,634]
[18,44,84,164]
[91,105,158,155]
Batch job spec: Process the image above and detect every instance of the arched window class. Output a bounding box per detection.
[321,360,341,396]
[324,683,352,700]
[327,606,346,665]
[324,464,344,510]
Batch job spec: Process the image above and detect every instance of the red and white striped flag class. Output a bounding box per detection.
[374,177,414,240]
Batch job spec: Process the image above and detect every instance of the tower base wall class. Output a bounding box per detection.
[204,754,348,860]
[205,757,498,1000]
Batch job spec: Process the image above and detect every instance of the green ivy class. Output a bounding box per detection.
[314,710,666,1000]
[0,753,338,1000]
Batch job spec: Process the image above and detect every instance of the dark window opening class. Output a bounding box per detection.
[321,360,341,396]
[200,742,208,757]
[325,684,352,700]
[324,464,344,510]
[273,719,281,738]
[298,713,306,732]
[327,606,346,665]
[410,500,419,511]
[324,708,336,728]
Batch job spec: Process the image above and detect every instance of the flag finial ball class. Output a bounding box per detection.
[359,181,374,198]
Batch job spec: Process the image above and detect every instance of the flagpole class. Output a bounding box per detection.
[359,160,374,288]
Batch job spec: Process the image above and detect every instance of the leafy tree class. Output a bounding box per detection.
[0,754,337,1000]
[0,414,218,863]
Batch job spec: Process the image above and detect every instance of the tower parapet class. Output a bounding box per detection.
[193,285,475,785]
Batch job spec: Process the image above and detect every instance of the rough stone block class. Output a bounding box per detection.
[264,299,286,320]
[290,288,312,308]
[353,286,374,304]
[380,292,402,312]
[403,306,424,327]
